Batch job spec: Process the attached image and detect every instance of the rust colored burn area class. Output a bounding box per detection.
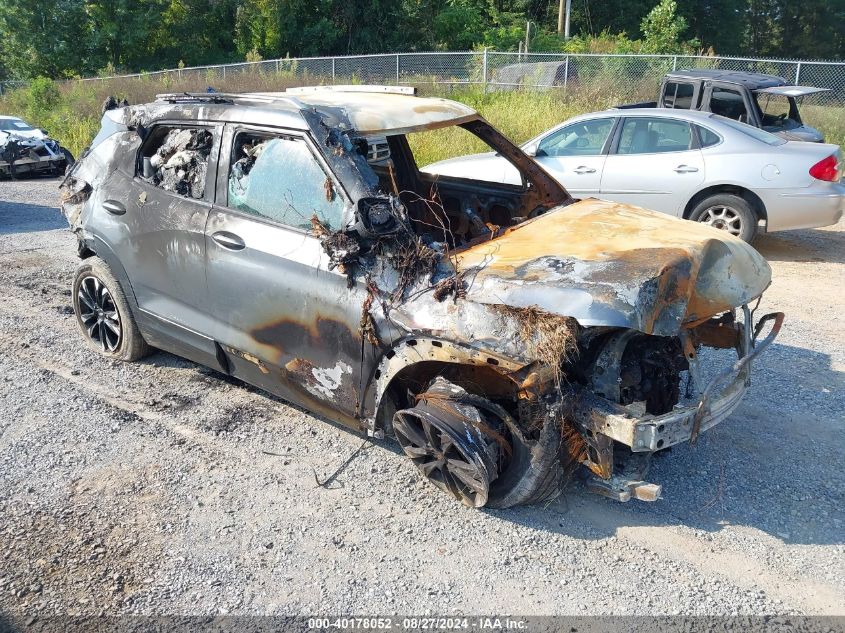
[457,199,772,335]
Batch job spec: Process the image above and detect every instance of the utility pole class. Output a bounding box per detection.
[558,0,572,38]
[525,20,532,55]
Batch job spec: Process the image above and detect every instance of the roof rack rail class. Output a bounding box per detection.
[285,85,417,96]
[155,92,236,104]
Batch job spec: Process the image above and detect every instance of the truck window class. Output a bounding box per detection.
[617,118,692,154]
[662,82,694,109]
[710,88,749,123]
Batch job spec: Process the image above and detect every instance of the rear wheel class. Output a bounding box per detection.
[689,193,757,242]
[72,257,150,362]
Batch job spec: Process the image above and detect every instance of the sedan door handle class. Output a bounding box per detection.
[102,200,125,215]
[573,166,596,174]
[674,165,699,173]
[211,231,245,251]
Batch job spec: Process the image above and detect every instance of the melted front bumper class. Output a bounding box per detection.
[571,311,784,453]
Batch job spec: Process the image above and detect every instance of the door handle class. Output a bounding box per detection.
[102,200,125,215]
[211,231,245,251]
[573,166,596,174]
[674,165,699,173]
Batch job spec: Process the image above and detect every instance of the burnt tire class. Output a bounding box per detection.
[485,415,563,509]
[394,378,564,509]
[688,193,757,243]
[72,257,150,362]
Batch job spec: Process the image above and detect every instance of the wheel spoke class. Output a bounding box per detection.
[395,418,428,449]
[403,445,430,458]
[447,464,486,496]
[102,317,121,336]
[78,289,96,311]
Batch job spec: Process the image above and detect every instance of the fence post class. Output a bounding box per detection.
[396,54,400,83]
[332,57,336,82]
[795,61,802,85]
[222,65,226,80]
[564,55,569,92]
[673,55,678,71]
[482,48,488,92]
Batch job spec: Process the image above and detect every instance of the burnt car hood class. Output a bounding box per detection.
[454,198,771,336]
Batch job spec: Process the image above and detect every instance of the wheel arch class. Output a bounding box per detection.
[683,184,768,226]
[364,336,525,435]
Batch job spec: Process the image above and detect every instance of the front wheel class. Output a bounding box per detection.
[688,193,758,243]
[393,377,562,509]
[72,257,150,362]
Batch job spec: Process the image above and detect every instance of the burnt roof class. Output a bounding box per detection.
[666,69,786,89]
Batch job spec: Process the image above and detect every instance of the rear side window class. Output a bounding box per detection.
[227,132,346,231]
[537,118,614,157]
[712,115,787,146]
[617,118,692,154]
[696,125,722,148]
[139,126,214,200]
[662,82,695,109]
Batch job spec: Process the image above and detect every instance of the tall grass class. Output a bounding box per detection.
[1,70,842,160]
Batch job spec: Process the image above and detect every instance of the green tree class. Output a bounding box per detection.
[0,0,90,78]
[640,0,690,53]
[433,4,485,50]
[85,0,169,71]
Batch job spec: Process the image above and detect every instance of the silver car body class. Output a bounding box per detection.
[59,89,783,507]
[424,109,844,234]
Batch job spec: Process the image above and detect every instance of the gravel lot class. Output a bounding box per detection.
[0,178,843,620]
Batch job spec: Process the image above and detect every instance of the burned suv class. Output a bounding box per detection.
[60,86,782,508]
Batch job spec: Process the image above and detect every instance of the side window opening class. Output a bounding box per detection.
[227,132,346,231]
[139,126,214,199]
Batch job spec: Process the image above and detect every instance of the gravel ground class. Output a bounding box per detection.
[0,178,843,619]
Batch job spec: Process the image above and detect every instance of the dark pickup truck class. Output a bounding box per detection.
[622,69,830,142]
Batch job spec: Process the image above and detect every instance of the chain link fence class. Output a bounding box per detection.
[3,51,845,104]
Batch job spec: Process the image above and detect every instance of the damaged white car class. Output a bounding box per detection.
[0,115,74,178]
[59,86,783,508]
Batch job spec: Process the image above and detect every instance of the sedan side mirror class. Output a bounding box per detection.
[523,144,538,157]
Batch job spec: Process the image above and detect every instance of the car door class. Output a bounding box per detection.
[105,121,222,367]
[205,124,368,424]
[527,117,616,197]
[599,116,704,215]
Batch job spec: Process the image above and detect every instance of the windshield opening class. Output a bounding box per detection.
[754,93,801,130]
[370,120,569,249]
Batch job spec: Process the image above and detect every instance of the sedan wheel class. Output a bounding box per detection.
[689,193,758,243]
[698,205,744,237]
[77,276,122,352]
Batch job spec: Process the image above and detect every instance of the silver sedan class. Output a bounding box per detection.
[424,108,844,242]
